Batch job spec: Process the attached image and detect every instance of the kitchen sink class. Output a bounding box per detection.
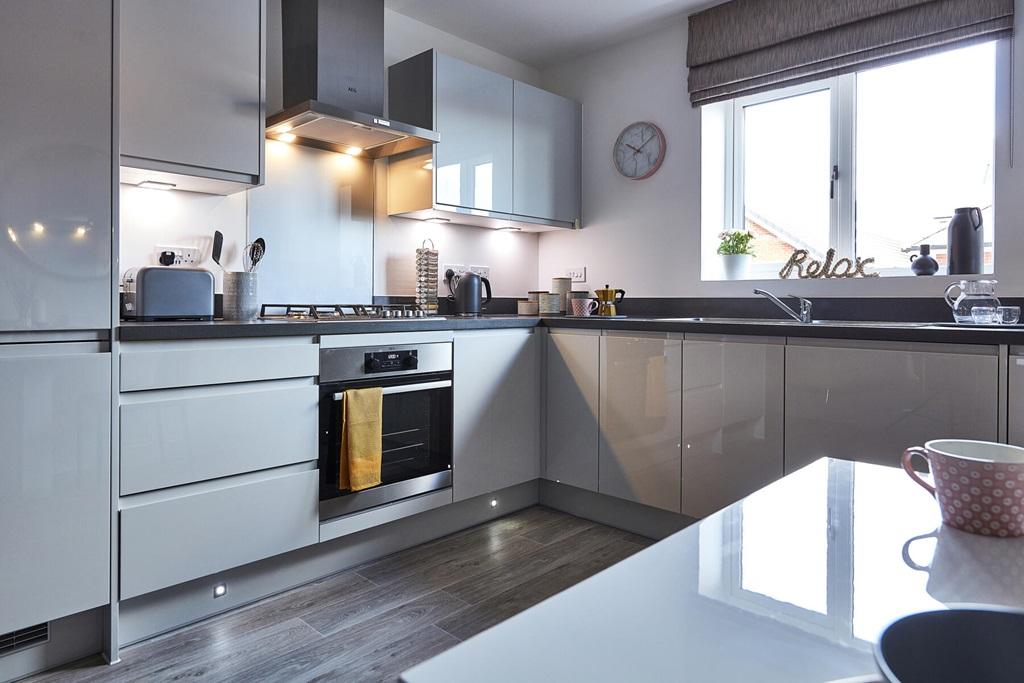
[657,317,934,328]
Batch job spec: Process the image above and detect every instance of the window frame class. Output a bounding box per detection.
[706,40,1005,281]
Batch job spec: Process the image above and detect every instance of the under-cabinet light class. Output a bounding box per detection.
[32,222,45,234]
[277,132,297,143]
[490,499,498,508]
[213,583,227,598]
[344,146,363,156]
[425,217,450,224]
[137,180,176,191]
[497,227,521,233]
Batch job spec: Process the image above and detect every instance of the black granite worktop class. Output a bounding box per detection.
[118,314,1024,345]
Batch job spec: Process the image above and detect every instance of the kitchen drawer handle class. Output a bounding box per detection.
[332,380,452,401]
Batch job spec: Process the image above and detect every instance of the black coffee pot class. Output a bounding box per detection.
[910,244,939,276]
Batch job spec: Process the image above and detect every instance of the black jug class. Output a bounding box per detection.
[947,207,984,275]
[910,244,939,276]
[445,270,492,316]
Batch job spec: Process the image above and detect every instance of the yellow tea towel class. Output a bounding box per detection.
[339,387,383,492]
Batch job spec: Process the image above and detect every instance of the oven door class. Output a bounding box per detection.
[319,372,452,520]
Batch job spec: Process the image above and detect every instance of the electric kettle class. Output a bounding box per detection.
[445,269,492,316]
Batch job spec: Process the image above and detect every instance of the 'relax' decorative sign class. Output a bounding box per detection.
[779,248,878,279]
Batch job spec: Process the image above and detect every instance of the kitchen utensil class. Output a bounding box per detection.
[244,238,265,272]
[909,244,939,276]
[120,267,214,321]
[517,300,539,316]
[902,525,1024,606]
[569,298,598,317]
[537,292,561,316]
[998,306,1021,325]
[222,271,259,321]
[445,269,491,316]
[416,239,439,314]
[551,277,572,313]
[947,207,984,275]
[594,285,625,317]
[212,230,225,272]
[971,306,997,324]
[902,439,1024,537]
[875,608,1024,682]
[944,279,999,324]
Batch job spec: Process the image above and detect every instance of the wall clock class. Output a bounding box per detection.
[613,121,666,180]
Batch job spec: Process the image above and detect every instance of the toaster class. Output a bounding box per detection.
[121,267,215,321]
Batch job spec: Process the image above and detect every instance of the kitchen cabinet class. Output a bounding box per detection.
[387,51,581,230]
[0,343,111,634]
[599,333,682,513]
[434,53,514,214]
[512,81,582,225]
[681,335,784,518]
[453,329,540,502]
[544,329,600,491]
[120,467,318,599]
[1008,347,1024,447]
[0,0,112,332]
[785,340,999,472]
[120,380,318,495]
[119,0,264,194]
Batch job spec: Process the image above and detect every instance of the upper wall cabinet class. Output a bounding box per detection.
[513,81,581,225]
[0,0,112,333]
[119,0,265,195]
[388,50,581,231]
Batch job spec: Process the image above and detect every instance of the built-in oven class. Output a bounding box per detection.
[318,340,453,521]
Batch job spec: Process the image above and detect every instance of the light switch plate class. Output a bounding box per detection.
[567,267,587,283]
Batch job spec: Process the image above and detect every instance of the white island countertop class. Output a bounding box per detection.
[402,458,1024,682]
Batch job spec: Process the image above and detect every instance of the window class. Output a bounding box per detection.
[702,41,998,280]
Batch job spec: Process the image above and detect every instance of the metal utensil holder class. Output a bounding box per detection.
[415,239,439,315]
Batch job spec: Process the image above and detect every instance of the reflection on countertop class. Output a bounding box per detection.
[402,459,1024,683]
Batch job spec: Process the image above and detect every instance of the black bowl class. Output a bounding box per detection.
[876,608,1024,682]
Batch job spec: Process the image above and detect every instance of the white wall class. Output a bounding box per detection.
[538,5,1024,297]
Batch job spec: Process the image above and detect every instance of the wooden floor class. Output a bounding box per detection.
[30,506,651,683]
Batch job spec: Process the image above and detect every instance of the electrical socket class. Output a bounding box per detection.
[156,244,200,266]
[467,265,490,279]
[441,263,466,287]
[567,267,587,283]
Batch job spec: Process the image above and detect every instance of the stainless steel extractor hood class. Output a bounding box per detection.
[269,0,439,158]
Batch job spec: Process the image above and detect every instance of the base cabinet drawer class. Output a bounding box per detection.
[120,381,318,494]
[120,469,318,600]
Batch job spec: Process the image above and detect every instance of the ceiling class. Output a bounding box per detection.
[385,0,711,69]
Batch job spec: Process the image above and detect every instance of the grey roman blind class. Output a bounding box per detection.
[687,0,1014,106]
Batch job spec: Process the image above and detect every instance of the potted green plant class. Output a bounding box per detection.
[717,230,755,280]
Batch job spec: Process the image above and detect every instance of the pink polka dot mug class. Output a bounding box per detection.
[903,439,1024,538]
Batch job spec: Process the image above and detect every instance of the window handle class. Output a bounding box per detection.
[830,165,839,199]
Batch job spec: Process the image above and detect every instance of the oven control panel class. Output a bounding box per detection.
[364,349,418,373]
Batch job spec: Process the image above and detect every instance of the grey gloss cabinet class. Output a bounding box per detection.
[599,333,682,513]
[120,381,318,495]
[0,0,112,332]
[434,54,514,214]
[0,343,110,634]
[544,330,600,491]
[119,0,264,192]
[513,81,582,225]
[453,329,540,502]
[785,341,999,472]
[681,337,784,518]
[120,468,318,599]
[1007,348,1024,447]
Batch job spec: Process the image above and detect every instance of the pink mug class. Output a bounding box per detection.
[903,439,1024,537]
[569,298,598,317]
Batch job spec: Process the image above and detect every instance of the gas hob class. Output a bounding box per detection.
[259,304,442,321]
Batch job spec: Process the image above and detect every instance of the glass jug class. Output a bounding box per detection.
[944,279,1000,323]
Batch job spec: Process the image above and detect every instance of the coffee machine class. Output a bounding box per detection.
[594,285,625,317]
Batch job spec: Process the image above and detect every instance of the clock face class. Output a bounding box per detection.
[613,122,666,180]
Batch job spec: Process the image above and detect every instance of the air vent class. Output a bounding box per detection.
[0,623,49,658]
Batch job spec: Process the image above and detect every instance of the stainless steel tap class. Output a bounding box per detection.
[753,288,813,323]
